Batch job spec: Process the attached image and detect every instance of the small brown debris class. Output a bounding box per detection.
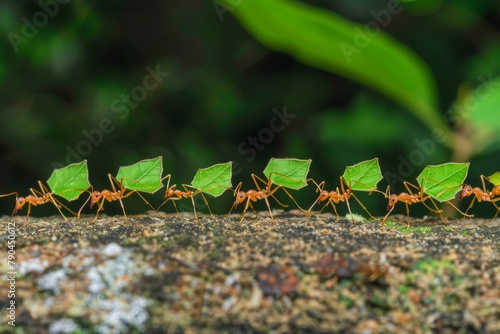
[257,265,300,295]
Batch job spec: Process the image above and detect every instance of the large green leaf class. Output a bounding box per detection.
[47,160,91,201]
[115,156,163,193]
[263,158,311,190]
[342,158,382,191]
[417,163,470,202]
[487,172,500,186]
[219,0,450,140]
[191,162,232,197]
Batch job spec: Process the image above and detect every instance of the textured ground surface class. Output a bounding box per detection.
[1,211,499,334]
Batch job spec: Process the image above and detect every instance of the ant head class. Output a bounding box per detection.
[318,190,329,202]
[14,197,25,212]
[234,191,247,207]
[164,185,176,199]
[89,191,101,208]
[387,194,399,210]
[459,185,472,200]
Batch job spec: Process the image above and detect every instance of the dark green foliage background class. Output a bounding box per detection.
[1,0,499,218]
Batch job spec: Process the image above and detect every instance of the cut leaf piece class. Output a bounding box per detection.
[263,158,311,190]
[191,162,233,197]
[417,163,470,202]
[115,156,163,193]
[487,172,500,186]
[342,158,382,191]
[47,160,91,201]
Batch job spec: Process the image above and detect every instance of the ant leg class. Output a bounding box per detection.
[405,203,410,227]
[91,197,107,223]
[183,184,214,220]
[381,205,395,227]
[403,181,419,196]
[0,192,18,218]
[424,196,451,227]
[239,198,253,223]
[445,201,474,218]
[350,193,380,222]
[252,173,288,211]
[323,200,340,221]
[339,178,356,223]
[227,182,242,217]
[263,195,277,224]
[490,198,500,221]
[78,189,93,219]
[38,181,72,220]
[306,181,326,218]
[24,203,32,227]
[190,195,198,221]
[465,196,477,216]
[199,193,215,219]
[108,174,129,224]
[123,189,157,214]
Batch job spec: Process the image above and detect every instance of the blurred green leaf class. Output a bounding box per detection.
[220,0,450,139]
[464,76,500,155]
[263,158,311,190]
[116,157,163,193]
[47,160,90,201]
[487,172,500,186]
[191,162,232,197]
[417,163,470,202]
[342,158,382,191]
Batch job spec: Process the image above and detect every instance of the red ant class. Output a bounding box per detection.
[381,180,471,227]
[306,177,382,223]
[228,173,304,223]
[156,175,214,221]
[78,174,156,223]
[459,175,500,219]
[2,182,75,226]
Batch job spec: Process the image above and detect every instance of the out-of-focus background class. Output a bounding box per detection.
[1,0,499,218]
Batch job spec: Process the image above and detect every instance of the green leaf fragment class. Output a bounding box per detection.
[263,158,311,190]
[486,172,500,186]
[417,163,470,202]
[115,156,163,193]
[47,160,90,201]
[191,162,233,197]
[342,158,382,191]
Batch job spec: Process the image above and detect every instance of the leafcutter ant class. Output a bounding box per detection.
[459,175,500,219]
[306,177,383,223]
[4,182,76,226]
[381,180,471,227]
[380,181,444,227]
[156,174,215,221]
[227,173,305,223]
[78,174,156,223]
